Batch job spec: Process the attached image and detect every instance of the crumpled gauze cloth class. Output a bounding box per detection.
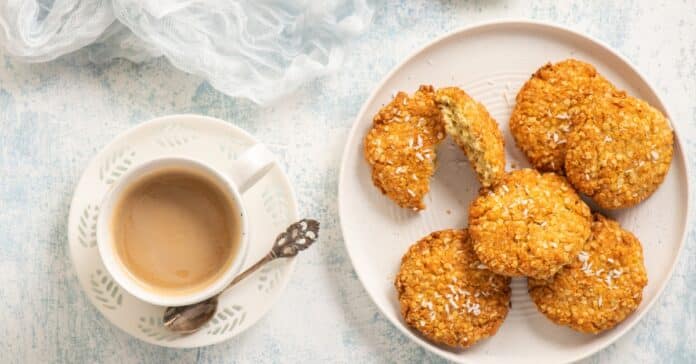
[0,0,374,104]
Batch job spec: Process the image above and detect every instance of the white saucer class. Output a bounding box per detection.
[338,20,691,363]
[68,114,299,347]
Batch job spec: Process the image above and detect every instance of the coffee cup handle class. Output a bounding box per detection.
[228,144,276,193]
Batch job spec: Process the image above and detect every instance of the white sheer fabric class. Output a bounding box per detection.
[0,0,373,104]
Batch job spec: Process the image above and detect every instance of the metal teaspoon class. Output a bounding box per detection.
[163,219,320,334]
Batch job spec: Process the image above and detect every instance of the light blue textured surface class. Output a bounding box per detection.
[0,1,694,363]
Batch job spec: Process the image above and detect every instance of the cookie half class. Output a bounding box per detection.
[364,85,446,210]
[436,87,506,187]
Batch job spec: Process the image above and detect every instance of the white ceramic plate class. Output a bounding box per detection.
[68,115,298,347]
[338,20,691,363]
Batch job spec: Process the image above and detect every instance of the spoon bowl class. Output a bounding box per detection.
[163,297,218,334]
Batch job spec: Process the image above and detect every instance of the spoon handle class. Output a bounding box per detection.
[217,219,319,296]
[227,253,275,288]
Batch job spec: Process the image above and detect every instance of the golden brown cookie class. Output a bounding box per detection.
[510,59,615,172]
[364,85,446,210]
[395,229,511,348]
[528,214,648,334]
[468,169,592,279]
[435,87,506,188]
[564,94,674,209]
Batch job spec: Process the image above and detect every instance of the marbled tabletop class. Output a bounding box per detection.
[0,1,694,363]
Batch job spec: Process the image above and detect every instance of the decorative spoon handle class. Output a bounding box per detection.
[225,218,320,289]
[227,253,275,287]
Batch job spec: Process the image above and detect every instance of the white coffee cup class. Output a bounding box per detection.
[96,144,275,307]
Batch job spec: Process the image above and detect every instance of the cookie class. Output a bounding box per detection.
[395,229,511,348]
[510,59,615,172]
[468,169,592,279]
[528,214,648,333]
[565,94,674,209]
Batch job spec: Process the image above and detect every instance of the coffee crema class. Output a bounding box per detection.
[111,169,240,295]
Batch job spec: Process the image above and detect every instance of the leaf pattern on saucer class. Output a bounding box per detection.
[262,187,290,227]
[257,265,281,293]
[99,147,135,184]
[204,305,246,336]
[219,143,239,161]
[90,269,123,310]
[155,123,198,147]
[78,204,99,248]
[137,316,182,342]
[219,140,252,161]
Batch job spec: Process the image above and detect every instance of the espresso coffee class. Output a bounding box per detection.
[111,169,240,295]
